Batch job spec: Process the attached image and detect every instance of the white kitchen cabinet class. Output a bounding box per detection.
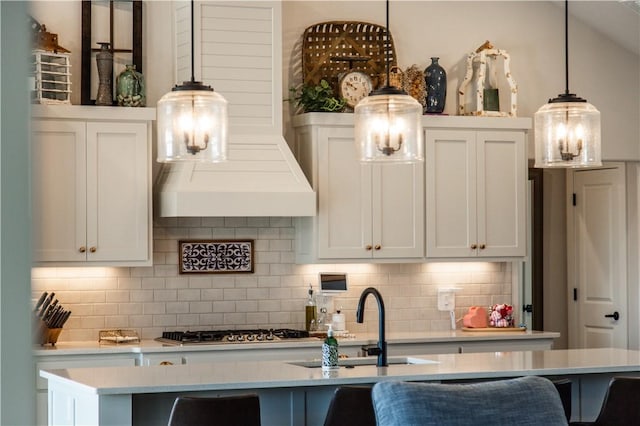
[425,127,527,258]
[31,105,154,266]
[294,114,424,262]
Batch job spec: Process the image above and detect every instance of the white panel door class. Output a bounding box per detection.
[31,120,87,262]
[374,162,424,258]
[426,130,476,257]
[317,127,372,258]
[86,122,149,262]
[570,165,627,349]
[477,131,526,257]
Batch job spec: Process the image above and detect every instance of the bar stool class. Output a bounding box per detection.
[552,378,573,422]
[571,377,640,425]
[323,386,376,426]
[167,394,261,426]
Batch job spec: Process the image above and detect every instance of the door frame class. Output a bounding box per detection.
[528,166,544,331]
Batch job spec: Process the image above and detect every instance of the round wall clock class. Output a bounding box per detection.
[338,71,373,108]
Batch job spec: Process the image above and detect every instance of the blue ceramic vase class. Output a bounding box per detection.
[424,57,447,113]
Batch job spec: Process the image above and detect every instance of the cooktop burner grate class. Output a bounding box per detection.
[158,328,310,345]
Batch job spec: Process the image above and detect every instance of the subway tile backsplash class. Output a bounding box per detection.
[31,217,513,342]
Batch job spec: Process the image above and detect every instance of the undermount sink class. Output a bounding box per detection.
[288,356,439,369]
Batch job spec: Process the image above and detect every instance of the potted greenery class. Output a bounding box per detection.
[290,79,346,113]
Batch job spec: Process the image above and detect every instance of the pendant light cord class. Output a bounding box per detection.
[385,0,390,87]
[190,0,196,84]
[564,0,569,95]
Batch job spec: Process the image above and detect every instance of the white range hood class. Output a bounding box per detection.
[154,1,316,217]
[155,133,315,217]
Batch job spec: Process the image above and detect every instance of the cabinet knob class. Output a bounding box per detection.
[470,244,477,250]
[479,244,486,250]
[374,245,381,250]
[89,246,97,253]
[79,246,86,253]
[365,245,373,251]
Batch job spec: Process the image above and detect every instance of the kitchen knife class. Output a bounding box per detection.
[48,308,64,328]
[34,292,47,313]
[43,300,58,322]
[45,305,62,327]
[57,311,71,328]
[39,292,55,318]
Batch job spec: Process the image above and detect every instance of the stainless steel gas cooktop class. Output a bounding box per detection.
[156,328,310,346]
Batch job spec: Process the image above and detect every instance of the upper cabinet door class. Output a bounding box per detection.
[86,122,150,262]
[317,127,372,258]
[477,131,526,257]
[374,162,424,258]
[32,120,87,262]
[426,130,477,257]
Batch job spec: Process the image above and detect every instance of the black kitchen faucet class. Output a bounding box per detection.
[356,287,387,367]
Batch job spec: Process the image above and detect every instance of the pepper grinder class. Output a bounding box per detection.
[95,42,113,105]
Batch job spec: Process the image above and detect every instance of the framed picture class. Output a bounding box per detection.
[179,240,254,274]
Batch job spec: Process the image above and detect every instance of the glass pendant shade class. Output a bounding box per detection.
[354,91,423,163]
[157,87,228,162]
[534,98,601,168]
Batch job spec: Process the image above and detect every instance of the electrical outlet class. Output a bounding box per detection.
[437,289,455,311]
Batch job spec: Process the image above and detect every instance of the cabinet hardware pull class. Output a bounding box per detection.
[365,245,373,250]
[79,246,86,253]
[470,244,477,250]
[89,247,97,253]
[374,245,381,250]
[159,361,174,366]
[479,244,486,249]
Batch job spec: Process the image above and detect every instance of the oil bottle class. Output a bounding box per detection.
[305,283,317,331]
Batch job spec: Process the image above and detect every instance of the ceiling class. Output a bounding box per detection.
[558,0,640,56]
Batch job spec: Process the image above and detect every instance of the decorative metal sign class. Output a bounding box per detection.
[179,240,254,274]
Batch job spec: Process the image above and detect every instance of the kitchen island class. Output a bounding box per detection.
[41,348,640,425]
[33,330,559,425]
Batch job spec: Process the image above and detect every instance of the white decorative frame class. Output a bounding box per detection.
[458,48,517,117]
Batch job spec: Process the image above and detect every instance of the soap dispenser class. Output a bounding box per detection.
[322,324,339,370]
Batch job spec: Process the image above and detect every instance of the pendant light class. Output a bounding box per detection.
[157,0,228,162]
[354,0,423,163]
[534,0,601,168]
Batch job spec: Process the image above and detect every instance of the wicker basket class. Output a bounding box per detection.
[302,21,397,90]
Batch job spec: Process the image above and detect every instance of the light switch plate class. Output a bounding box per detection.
[437,289,455,311]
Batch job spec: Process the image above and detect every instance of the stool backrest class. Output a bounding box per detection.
[372,376,568,426]
[593,377,640,425]
[167,394,261,426]
[323,386,376,426]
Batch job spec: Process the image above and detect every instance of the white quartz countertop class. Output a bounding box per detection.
[33,330,560,356]
[40,348,640,395]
